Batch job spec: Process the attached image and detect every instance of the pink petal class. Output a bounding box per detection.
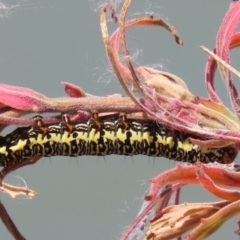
[62,82,86,97]
[0,83,48,112]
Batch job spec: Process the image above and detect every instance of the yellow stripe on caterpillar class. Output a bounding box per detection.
[0,113,237,168]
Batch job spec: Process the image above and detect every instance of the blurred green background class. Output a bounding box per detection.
[0,1,239,239]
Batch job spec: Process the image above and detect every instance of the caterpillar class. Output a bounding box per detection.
[0,113,237,168]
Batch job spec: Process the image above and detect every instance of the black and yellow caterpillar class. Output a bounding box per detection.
[0,113,237,168]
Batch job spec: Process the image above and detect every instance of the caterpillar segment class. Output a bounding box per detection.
[0,113,237,168]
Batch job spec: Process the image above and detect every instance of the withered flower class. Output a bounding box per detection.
[112,1,240,239]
